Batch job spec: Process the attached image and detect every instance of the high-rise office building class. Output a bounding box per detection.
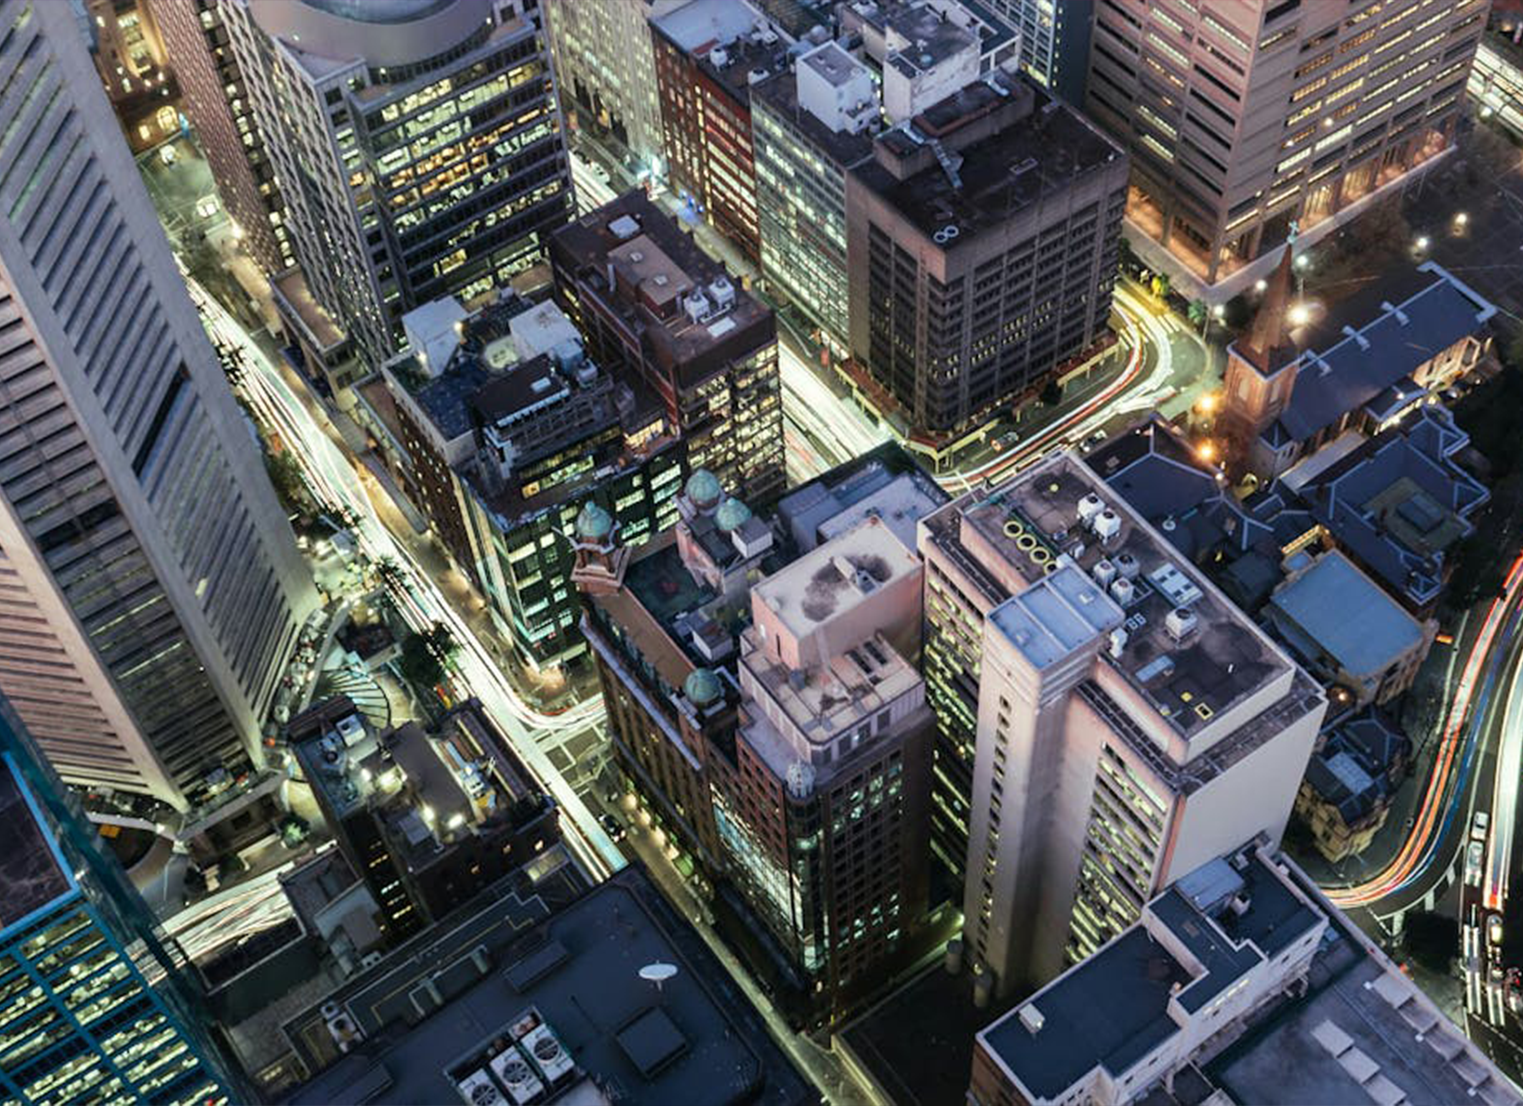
[0,700,239,1105]
[0,0,318,820]
[846,72,1127,450]
[542,0,682,172]
[918,452,1326,993]
[578,463,940,1025]
[1087,0,1486,289]
[148,0,295,276]
[651,0,792,264]
[984,0,1093,104]
[752,42,879,353]
[550,191,785,507]
[220,0,573,367]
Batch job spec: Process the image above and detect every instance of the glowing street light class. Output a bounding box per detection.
[1288,303,1312,327]
[1455,212,1470,227]
[1254,278,1268,293]
[1211,303,1225,320]
[1196,441,1217,463]
[1415,235,1431,251]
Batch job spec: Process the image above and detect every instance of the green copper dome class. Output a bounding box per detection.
[683,667,722,705]
[574,501,613,542]
[715,497,752,533]
[685,468,723,508]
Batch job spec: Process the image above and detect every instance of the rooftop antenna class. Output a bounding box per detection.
[639,962,679,993]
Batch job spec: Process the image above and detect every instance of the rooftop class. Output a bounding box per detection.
[978,844,1321,1104]
[1267,552,1425,681]
[1270,263,1494,444]
[752,515,920,643]
[989,565,1123,671]
[778,442,948,553]
[752,54,878,166]
[284,868,817,1106]
[851,73,1124,242]
[1280,406,1488,608]
[550,193,773,388]
[961,454,1288,740]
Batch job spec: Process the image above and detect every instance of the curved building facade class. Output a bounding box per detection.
[224,0,572,367]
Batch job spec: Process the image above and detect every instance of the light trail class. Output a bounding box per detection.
[1483,629,1523,913]
[186,275,621,880]
[1329,551,1523,908]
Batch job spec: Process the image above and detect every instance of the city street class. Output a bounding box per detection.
[187,276,623,883]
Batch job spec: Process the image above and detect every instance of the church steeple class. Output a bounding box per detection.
[1238,241,1297,373]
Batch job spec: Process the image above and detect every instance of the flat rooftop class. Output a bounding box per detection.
[778,442,948,554]
[752,56,877,168]
[752,516,920,644]
[852,74,1124,241]
[965,454,1288,740]
[979,845,1322,1104]
[550,193,774,388]
[1268,553,1424,681]
[285,868,817,1106]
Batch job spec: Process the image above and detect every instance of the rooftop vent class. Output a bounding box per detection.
[1114,551,1140,579]
[1018,1004,1045,1036]
[1093,559,1117,587]
[1077,493,1105,524]
[1165,607,1198,643]
[1093,509,1121,545]
[710,47,731,68]
[608,213,641,240]
[1109,627,1128,658]
[1110,577,1135,606]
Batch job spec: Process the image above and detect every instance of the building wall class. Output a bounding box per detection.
[149,0,293,276]
[227,0,572,368]
[651,30,763,262]
[544,0,678,169]
[1088,0,1485,284]
[0,705,239,1104]
[752,87,858,351]
[847,151,1127,439]
[988,0,1094,104]
[0,0,317,810]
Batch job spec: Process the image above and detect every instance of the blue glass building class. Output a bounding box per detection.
[0,701,240,1104]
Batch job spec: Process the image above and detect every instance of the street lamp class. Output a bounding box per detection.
[1288,303,1311,327]
[1254,278,1268,294]
[1415,235,1431,252]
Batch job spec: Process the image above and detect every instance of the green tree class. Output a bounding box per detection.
[1040,378,1064,406]
[1117,236,1139,275]
[263,450,306,509]
[398,622,458,689]
[1150,272,1171,300]
[1187,299,1208,332]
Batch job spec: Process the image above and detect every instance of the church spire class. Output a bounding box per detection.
[1238,242,1297,373]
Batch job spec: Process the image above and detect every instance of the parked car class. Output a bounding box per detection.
[1473,810,1490,841]
[1490,914,1505,950]
[1467,841,1485,887]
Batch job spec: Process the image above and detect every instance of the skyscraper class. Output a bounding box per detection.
[0,0,318,819]
[984,0,1093,104]
[219,0,573,367]
[845,72,1127,449]
[1087,0,1485,289]
[148,0,295,276]
[0,699,240,1105]
[918,452,1326,993]
[542,0,681,173]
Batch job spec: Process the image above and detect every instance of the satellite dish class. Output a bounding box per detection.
[639,962,679,991]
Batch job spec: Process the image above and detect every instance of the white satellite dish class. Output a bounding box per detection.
[639,962,679,991]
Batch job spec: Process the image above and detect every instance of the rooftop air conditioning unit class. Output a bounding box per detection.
[684,291,711,324]
[1110,577,1135,606]
[1077,492,1104,524]
[1165,607,1198,643]
[1115,551,1140,579]
[1092,509,1121,545]
[1093,559,1116,587]
[709,276,736,311]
